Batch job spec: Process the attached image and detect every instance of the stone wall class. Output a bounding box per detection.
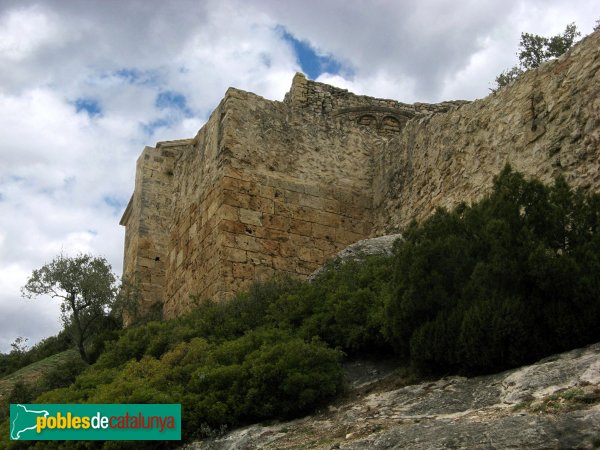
[372,30,600,233]
[162,100,226,318]
[121,30,600,320]
[120,142,180,322]
[162,84,385,317]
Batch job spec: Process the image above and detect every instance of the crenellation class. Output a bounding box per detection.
[121,30,600,321]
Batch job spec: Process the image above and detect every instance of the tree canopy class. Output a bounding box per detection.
[493,22,581,91]
[21,253,118,362]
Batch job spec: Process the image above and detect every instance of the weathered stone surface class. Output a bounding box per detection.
[119,141,188,324]
[121,30,600,320]
[372,31,600,233]
[182,343,600,450]
[309,234,402,280]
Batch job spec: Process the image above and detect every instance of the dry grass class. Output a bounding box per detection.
[0,349,78,401]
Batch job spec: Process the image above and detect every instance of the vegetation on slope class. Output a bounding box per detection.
[2,166,600,449]
[0,350,83,403]
[385,166,600,374]
[0,331,73,379]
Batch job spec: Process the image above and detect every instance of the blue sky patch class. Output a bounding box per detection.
[75,98,101,117]
[103,195,126,212]
[114,68,162,86]
[155,91,193,117]
[141,117,172,136]
[276,26,345,79]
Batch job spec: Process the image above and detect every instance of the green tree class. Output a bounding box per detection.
[493,22,581,91]
[10,336,29,354]
[518,32,549,69]
[545,23,580,60]
[21,254,118,363]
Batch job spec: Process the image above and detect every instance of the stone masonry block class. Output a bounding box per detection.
[289,218,312,236]
[262,214,289,231]
[222,176,254,194]
[336,228,364,245]
[255,265,275,280]
[273,256,297,272]
[259,238,281,256]
[233,262,255,279]
[254,227,289,242]
[239,208,263,226]
[234,234,264,253]
[222,247,247,263]
[246,251,272,266]
[258,185,276,199]
[220,219,248,235]
[220,204,239,222]
[305,208,342,227]
[312,223,336,241]
[298,246,323,263]
[296,260,320,275]
[314,238,338,255]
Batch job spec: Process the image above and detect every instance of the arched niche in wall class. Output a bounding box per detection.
[333,106,415,134]
[381,116,403,133]
[357,114,377,126]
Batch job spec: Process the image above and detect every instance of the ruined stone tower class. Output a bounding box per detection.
[121,30,600,321]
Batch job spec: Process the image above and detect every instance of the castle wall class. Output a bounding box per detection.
[162,102,226,318]
[373,30,600,233]
[212,86,377,310]
[119,143,179,322]
[122,30,600,320]
[162,83,389,317]
[130,71,457,318]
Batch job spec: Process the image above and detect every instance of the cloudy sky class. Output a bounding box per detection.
[1,0,598,353]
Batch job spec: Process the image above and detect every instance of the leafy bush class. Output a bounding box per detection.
[37,352,89,391]
[267,255,392,354]
[92,276,304,371]
[28,329,342,448]
[385,166,600,374]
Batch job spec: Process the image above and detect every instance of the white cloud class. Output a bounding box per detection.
[0,5,67,61]
[0,0,599,352]
[246,0,600,101]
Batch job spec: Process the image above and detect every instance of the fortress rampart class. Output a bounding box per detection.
[121,30,600,320]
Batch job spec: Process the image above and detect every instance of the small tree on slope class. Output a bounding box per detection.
[21,253,118,363]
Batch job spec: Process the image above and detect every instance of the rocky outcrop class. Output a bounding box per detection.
[184,343,600,449]
[309,234,401,279]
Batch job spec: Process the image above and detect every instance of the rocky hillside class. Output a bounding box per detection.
[185,343,600,449]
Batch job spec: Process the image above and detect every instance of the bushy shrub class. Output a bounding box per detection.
[385,166,600,374]
[29,328,343,447]
[38,353,89,391]
[267,255,392,354]
[93,276,305,371]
